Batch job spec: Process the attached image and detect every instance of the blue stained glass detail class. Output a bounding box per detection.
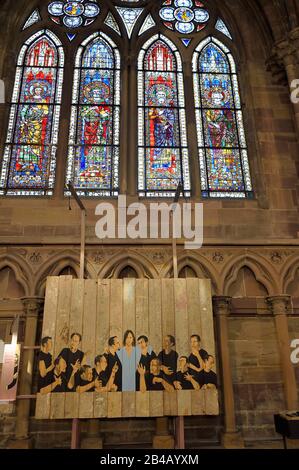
[48,0,100,28]
[181,38,191,47]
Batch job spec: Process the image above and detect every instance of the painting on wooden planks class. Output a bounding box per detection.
[35,276,219,419]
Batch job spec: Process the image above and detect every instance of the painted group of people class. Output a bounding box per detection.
[37,331,217,394]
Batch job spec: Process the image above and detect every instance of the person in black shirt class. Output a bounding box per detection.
[198,355,218,389]
[38,336,54,392]
[105,336,122,391]
[157,335,178,384]
[188,334,209,380]
[136,335,156,391]
[148,358,174,392]
[58,332,86,390]
[93,354,118,392]
[174,356,200,390]
[76,365,100,393]
[40,356,69,393]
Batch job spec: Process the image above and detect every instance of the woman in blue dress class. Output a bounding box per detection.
[116,330,141,392]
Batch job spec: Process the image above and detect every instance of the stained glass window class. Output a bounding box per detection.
[23,9,41,30]
[138,34,190,197]
[193,37,253,198]
[115,7,144,38]
[66,32,120,197]
[0,30,64,196]
[159,0,210,34]
[48,0,100,28]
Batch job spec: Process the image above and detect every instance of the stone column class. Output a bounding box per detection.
[267,296,298,410]
[153,417,174,449]
[275,29,299,138]
[8,297,44,449]
[213,296,244,448]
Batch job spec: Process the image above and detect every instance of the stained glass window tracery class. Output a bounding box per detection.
[0,30,64,196]
[138,34,190,197]
[66,32,120,197]
[193,37,253,198]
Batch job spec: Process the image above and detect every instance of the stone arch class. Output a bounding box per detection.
[0,254,31,296]
[98,252,159,280]
[117,265,139,279]
[160,253,220,294]
[282,257,299,296]
[34,252,97,296]
[221,254,278,296]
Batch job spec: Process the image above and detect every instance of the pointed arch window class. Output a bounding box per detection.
[0,30,64,196]
[138,34,191,197]
[66,32,120,196]
[193,37,253,198]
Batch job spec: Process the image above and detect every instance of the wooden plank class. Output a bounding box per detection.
[94,392,108,418]
[79,392,94,418]
[187,278,202,344]
[198,279,215,358]
[53,276,73,359]
[109,280,123,346]
[174,279,191,416]
[149,391,163,417]
[50,393,66,419]
[161,279,175,342]
[51,276,72,419]
[35,394,50,419]
[107,392,122,418]
[177,390,192,416]
[135,280,150,416]
[37,276,59,420]
[69,279,84,343]
[65,393,79,419]
[122,392,135,417]
[82,279,97,367]
[163,391,178,416]
[204,389,219,415]
[135,392,150,418]
[149,280,163,416]
[42,276,60,339]
[96,280,110,355]
[191,390,205,415]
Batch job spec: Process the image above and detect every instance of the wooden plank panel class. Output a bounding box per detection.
[163,391,178,416]
[53,276,73,359]
[204,389,219,415]
[42,276,60,339]
[109,280,123,344]
[148,279,162,359]
[149,280,163,416]
[79,392,94,418]
[135,280,149,340]
[174,279,191,416]
[35,394,50,419]
[177,390,192,416]
[135,392,150,418]
[94,392,108,418]
[82,279,97,367]
[96,280,110,355]
[149,391,163,417]
[37,276,60,419]
[50,393,66,419]
[107,393,122,418]
[69,279,84,342]
[65,393,79,419]
[198,279,215,358]
[187,278,202,343]
[191,390,205,415]
[122,392,135,417]
[51,276,72,418]
[161,279,175,342]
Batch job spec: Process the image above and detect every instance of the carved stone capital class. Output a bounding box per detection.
[213,296,232,317]
[266,295,291,316]
[21,297,44,317]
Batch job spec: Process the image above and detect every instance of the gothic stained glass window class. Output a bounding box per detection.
[0,30,64,196]
[138,34,190,197]
[193,37,253,198]
[66,32,120,197]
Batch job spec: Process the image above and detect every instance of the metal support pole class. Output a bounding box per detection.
[68,182,86,449]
